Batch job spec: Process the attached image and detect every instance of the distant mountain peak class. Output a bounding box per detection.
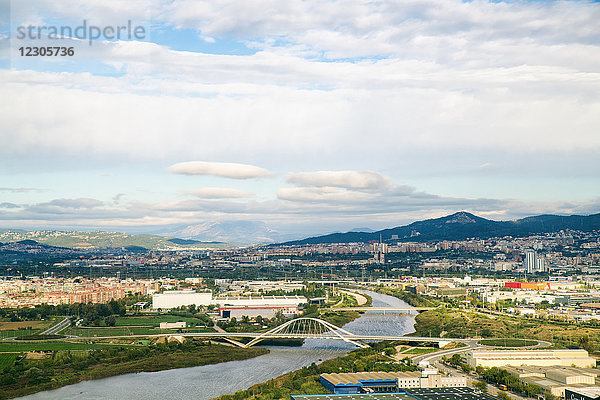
[443,211,480,224]
[349,227,375,233]
[168,220,287,245]
[18,239,39,246]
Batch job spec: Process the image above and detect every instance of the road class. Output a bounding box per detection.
[42,317,71,335]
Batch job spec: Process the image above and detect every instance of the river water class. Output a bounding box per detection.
[20,290,415,400]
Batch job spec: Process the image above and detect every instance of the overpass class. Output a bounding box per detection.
[70,317,463,348]
[329,307,435,313]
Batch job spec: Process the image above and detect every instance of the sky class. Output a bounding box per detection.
[0,0,599,238]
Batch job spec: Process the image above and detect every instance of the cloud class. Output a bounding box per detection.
[162,0,600,61]
[31,198,105,212]
[0,203,20,209]
[0,189,599,238]
[286,171,393,190]
[2,0,600,235]
[0,187,41,193]
[112,193,125,205]
[277,187,375,203]
[168,161,273,179]
[185,187,254,199]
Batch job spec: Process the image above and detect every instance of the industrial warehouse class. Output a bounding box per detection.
[319,371,466,394]
[566,388,600,400]
[466,348,596,368]
[291,387,501,400]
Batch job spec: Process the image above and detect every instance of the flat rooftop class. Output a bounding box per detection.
[406,388,501,400]
[291,388,500,400]
[321,372,419,385]
[291,394,414,400]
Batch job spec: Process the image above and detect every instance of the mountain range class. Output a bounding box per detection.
[0,230,230,251]
[164,220,297,244]
[280,211,600,245]
[1,212,599,250]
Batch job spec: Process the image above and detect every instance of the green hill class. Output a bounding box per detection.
[281,211,600,245]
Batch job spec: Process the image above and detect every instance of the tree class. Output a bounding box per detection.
[578,335,594,353]
[473,381,487,392]
[105,315,116,327]
[449,354,463,367]
[383,347,397,356]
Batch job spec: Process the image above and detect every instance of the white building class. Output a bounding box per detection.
[152,291,307,310]
[525,251,546,273]
[467,349,596,369]
[484,290,559,305]
[212,295,307,307]
[152,290,212,309]
[525,251,536,273]
[159,321,187,329]
[219,305,300,319]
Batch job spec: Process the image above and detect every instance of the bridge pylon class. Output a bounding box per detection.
[243,317,369,348]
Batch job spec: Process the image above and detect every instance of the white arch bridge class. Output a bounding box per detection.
[80,317,466,348]
[185,317,464,348]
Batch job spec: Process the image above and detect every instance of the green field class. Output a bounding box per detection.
[15,334,65,341]
[114,315,211,327]
[479,338,537,347]
[0,353,19,368]
[405,347,438,355]
[65,326,214,337]
[0,341,137,352]
[0,329,43,339]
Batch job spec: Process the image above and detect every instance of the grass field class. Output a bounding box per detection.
[0,320,52,331]
[405,347,438,355]
[114,315,210,327]
[0,341,137,352]
[0,329,44,339]
[65,325,214,337]
[0,353,19,368]
[479,338,537,347]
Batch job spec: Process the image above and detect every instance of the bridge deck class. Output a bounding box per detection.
[331,307,434,311]
[69,331,468,343]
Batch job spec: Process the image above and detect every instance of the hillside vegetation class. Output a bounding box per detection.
[0,230,229,250]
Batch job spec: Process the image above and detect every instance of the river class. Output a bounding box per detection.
[20,290,415,400]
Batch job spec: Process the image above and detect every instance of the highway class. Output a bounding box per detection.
[42,317,71,335]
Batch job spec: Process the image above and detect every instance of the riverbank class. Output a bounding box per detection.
[375,287,439,308]
[16,290,416,400]
[212,290,418,400]
[214,342,416,400]
[2,341,268,399]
